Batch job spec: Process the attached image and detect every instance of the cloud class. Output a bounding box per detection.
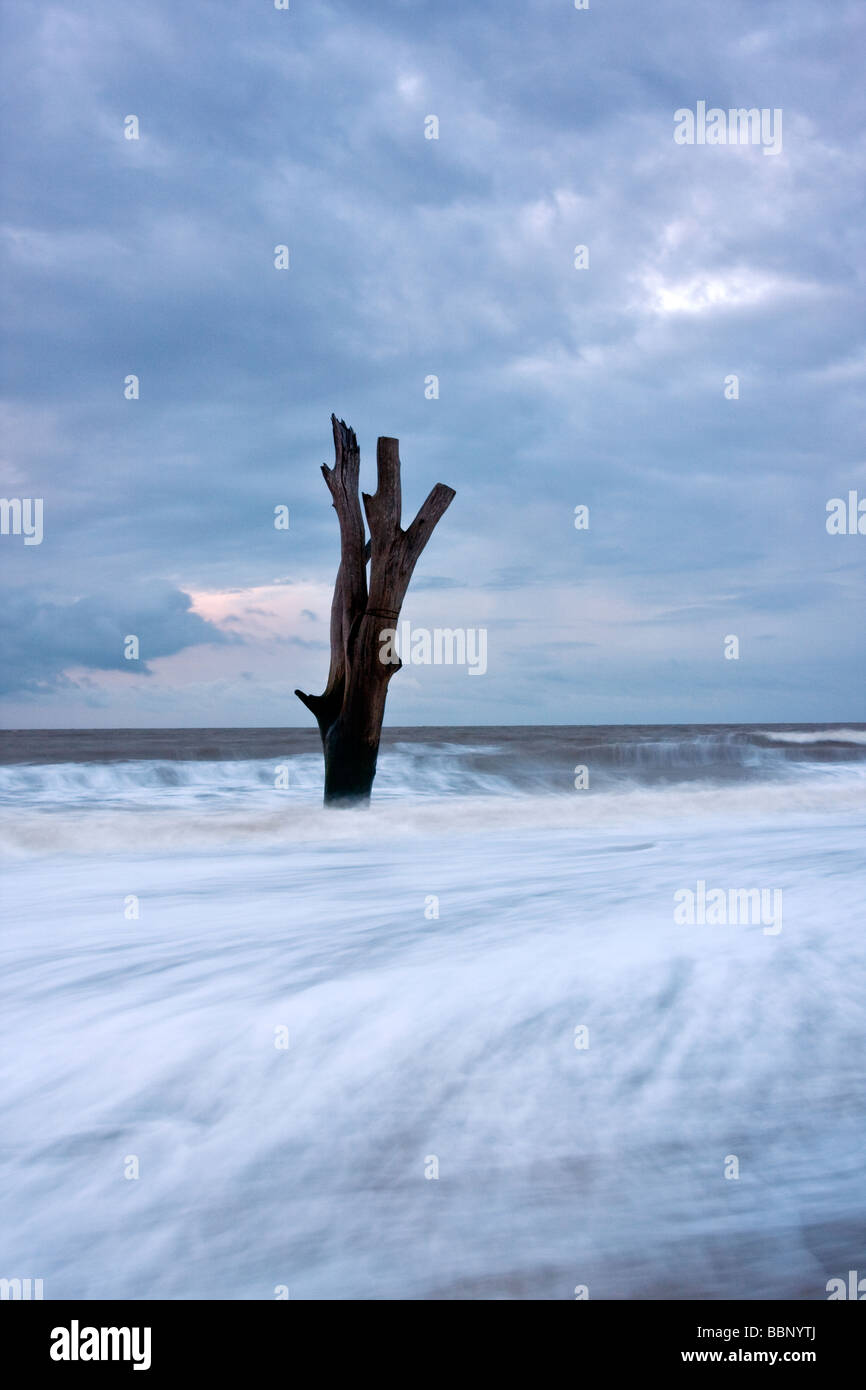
[0,0,864,724]
[0,586,229,696]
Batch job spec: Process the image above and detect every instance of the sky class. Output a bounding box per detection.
[1,0,864,728]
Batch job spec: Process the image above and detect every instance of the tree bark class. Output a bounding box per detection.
[296,416,455,805]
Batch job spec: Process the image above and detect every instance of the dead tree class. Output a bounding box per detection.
[296,415,455,804]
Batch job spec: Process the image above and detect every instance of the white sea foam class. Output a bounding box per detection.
[0,751,864,857]
[757,728,866,745]
[0,734,864,1298]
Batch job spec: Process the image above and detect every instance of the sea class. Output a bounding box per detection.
[0,723,864,1299]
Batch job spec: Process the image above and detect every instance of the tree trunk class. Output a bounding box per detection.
[296,416,455,805]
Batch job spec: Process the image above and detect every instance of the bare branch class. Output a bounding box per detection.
[362,436,402,550]
[402,483,457,573]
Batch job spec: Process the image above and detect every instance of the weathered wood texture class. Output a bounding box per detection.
[296,416,455,803]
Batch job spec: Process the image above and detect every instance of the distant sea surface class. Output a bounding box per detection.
[1,724,864,1298]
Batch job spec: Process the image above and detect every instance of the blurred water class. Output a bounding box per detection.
[0,725,864,1299]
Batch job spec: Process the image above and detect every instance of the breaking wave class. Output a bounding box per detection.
[0,727,864,857]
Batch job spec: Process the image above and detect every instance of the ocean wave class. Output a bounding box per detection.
[1,767,864,857]
[756,728,866,746]
[1,727,864,859]
[1,760,864,1297]
[2,727,864,805]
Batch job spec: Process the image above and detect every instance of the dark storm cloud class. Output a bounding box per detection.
[0,0,864,721]
[0,586,228,695]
